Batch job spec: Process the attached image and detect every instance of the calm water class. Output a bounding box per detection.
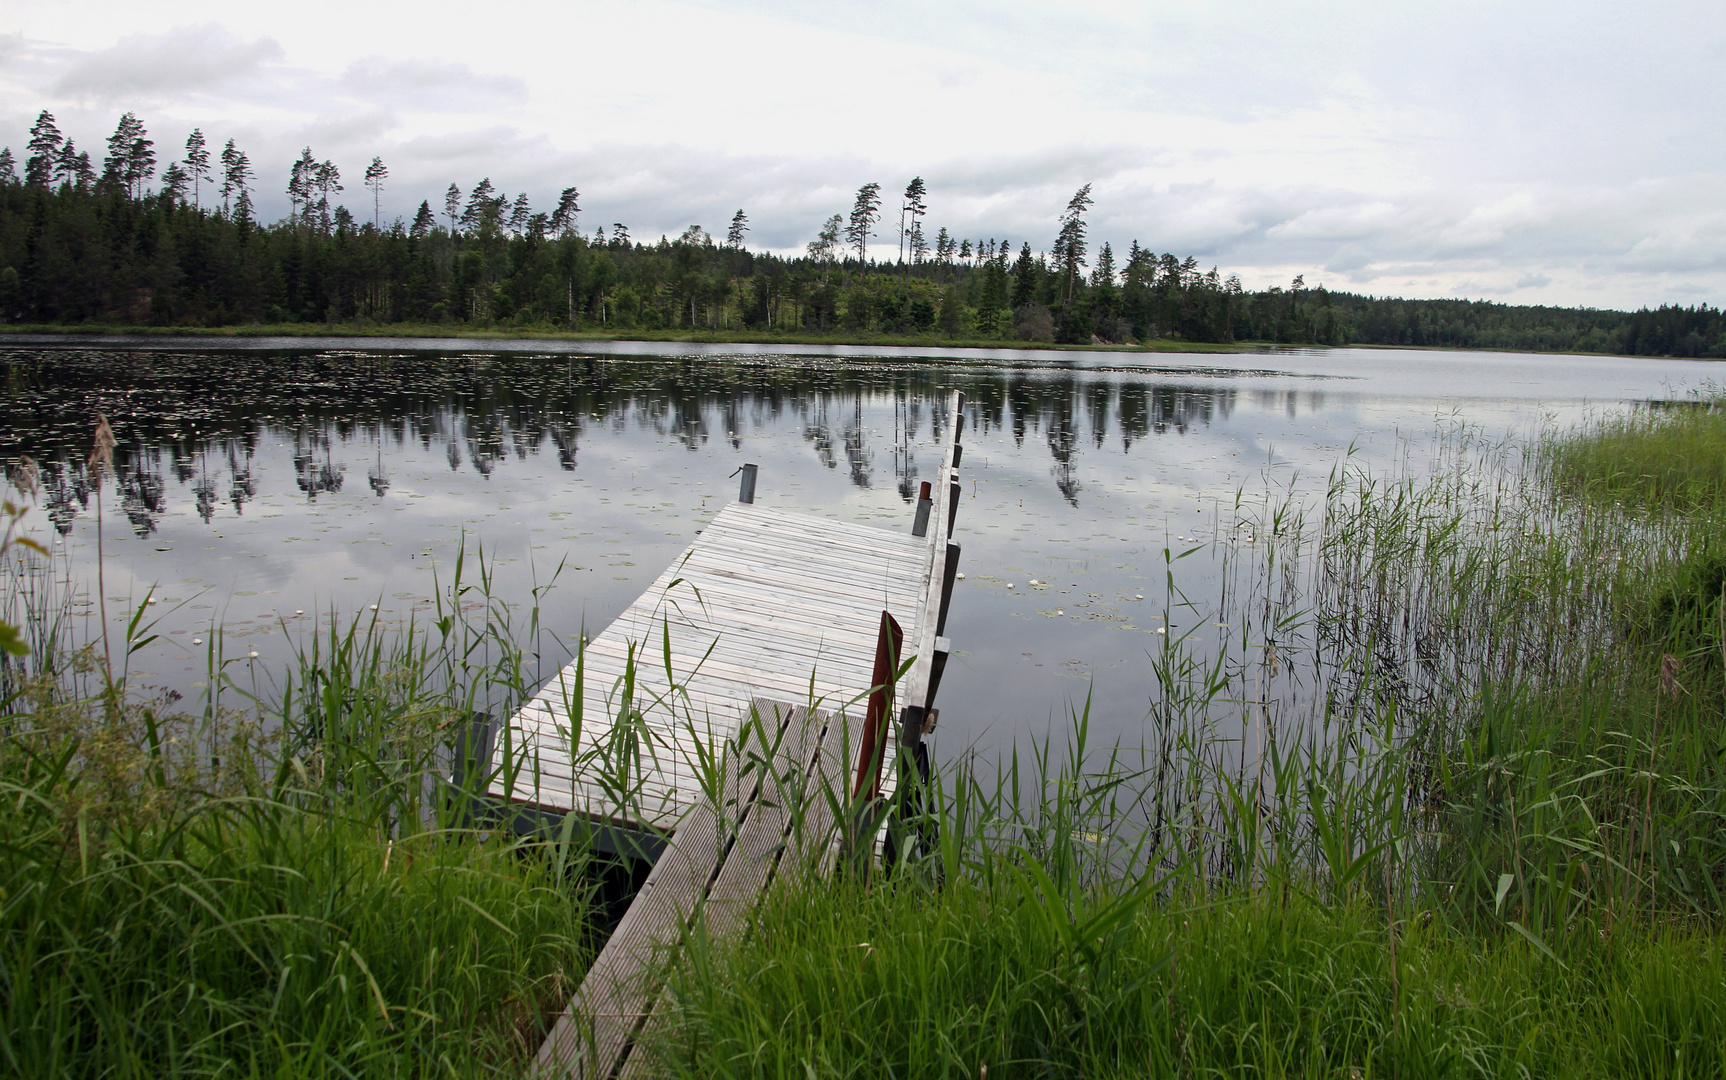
[6,337,1724,755]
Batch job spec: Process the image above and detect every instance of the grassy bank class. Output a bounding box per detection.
[0,322,1252,353]
[7,397,1726,1076]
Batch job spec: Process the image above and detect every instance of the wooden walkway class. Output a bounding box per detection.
[486,390,967,1079]
[484,500,931,830]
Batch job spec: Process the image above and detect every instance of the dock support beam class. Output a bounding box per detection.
[737,462,758,503]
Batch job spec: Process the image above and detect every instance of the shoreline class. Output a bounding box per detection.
[0,324,1684,361]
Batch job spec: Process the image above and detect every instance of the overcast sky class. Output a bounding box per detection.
[2,0,1722,308]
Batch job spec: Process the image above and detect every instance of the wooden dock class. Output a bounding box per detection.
[482,391,967,1079]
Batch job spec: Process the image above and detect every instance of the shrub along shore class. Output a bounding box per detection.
[4,400,1726,1077]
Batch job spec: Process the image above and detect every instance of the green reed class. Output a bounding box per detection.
[630,404,1726,1078]
[0,525,592,1078]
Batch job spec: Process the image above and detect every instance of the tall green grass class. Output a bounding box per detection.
[630,404,1726,1078]
[0,531,594,1077]
[655,881,1725,1078]
[1544,393,1726,506]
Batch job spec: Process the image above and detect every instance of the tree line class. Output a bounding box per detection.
[1,109,1720,358]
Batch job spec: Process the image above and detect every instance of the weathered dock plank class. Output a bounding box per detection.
[535,699,826,1080]
[486,501,930,830]
[511,389,968,1079]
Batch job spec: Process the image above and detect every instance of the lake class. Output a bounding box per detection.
[5,336,1723,756]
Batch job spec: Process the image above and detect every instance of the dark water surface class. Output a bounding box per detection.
[6,337,1724,755]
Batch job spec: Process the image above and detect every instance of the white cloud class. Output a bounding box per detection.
[0,0,1720,308]
[52,24,283,101]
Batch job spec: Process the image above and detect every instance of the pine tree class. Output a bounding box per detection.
[611,223,630,246]
[549,187,580,236]
[410,200,436,238]
[958,238,972,265]
[313,159,342,235]
[461,178,495,232]
[363,157,388,228]
[1052,184,1093,304]
[25,111,62,188]
[444,184,462,235]
[287,148,316,227]
[102,113,154,198]
[726,209,749,248]
[219,139,251,217]
[0,148,15,185]
[807,214,842,283]
[901,177,928,265]
[508,193,531,235]
[184,130,211,209]
[52,140,84,187]
[845,182,881,265]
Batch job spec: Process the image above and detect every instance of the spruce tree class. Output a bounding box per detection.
[1092,241,1116,287]
[1011,242,1038,310]
[410,200,436,238]
[0,148,14,185]
[184,130,211,209]
[25,111,62,188]
[160,161,189,204]
[934,227,953,265]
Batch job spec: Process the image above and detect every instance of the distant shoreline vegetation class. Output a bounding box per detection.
[2,110,1722,358]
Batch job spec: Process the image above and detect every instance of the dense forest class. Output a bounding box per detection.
[1,110,1721,357]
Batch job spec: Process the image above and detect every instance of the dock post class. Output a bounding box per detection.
[911,481,932,536]
[737,463,758,503]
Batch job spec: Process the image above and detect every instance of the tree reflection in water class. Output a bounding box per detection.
[2,347,1243,535]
